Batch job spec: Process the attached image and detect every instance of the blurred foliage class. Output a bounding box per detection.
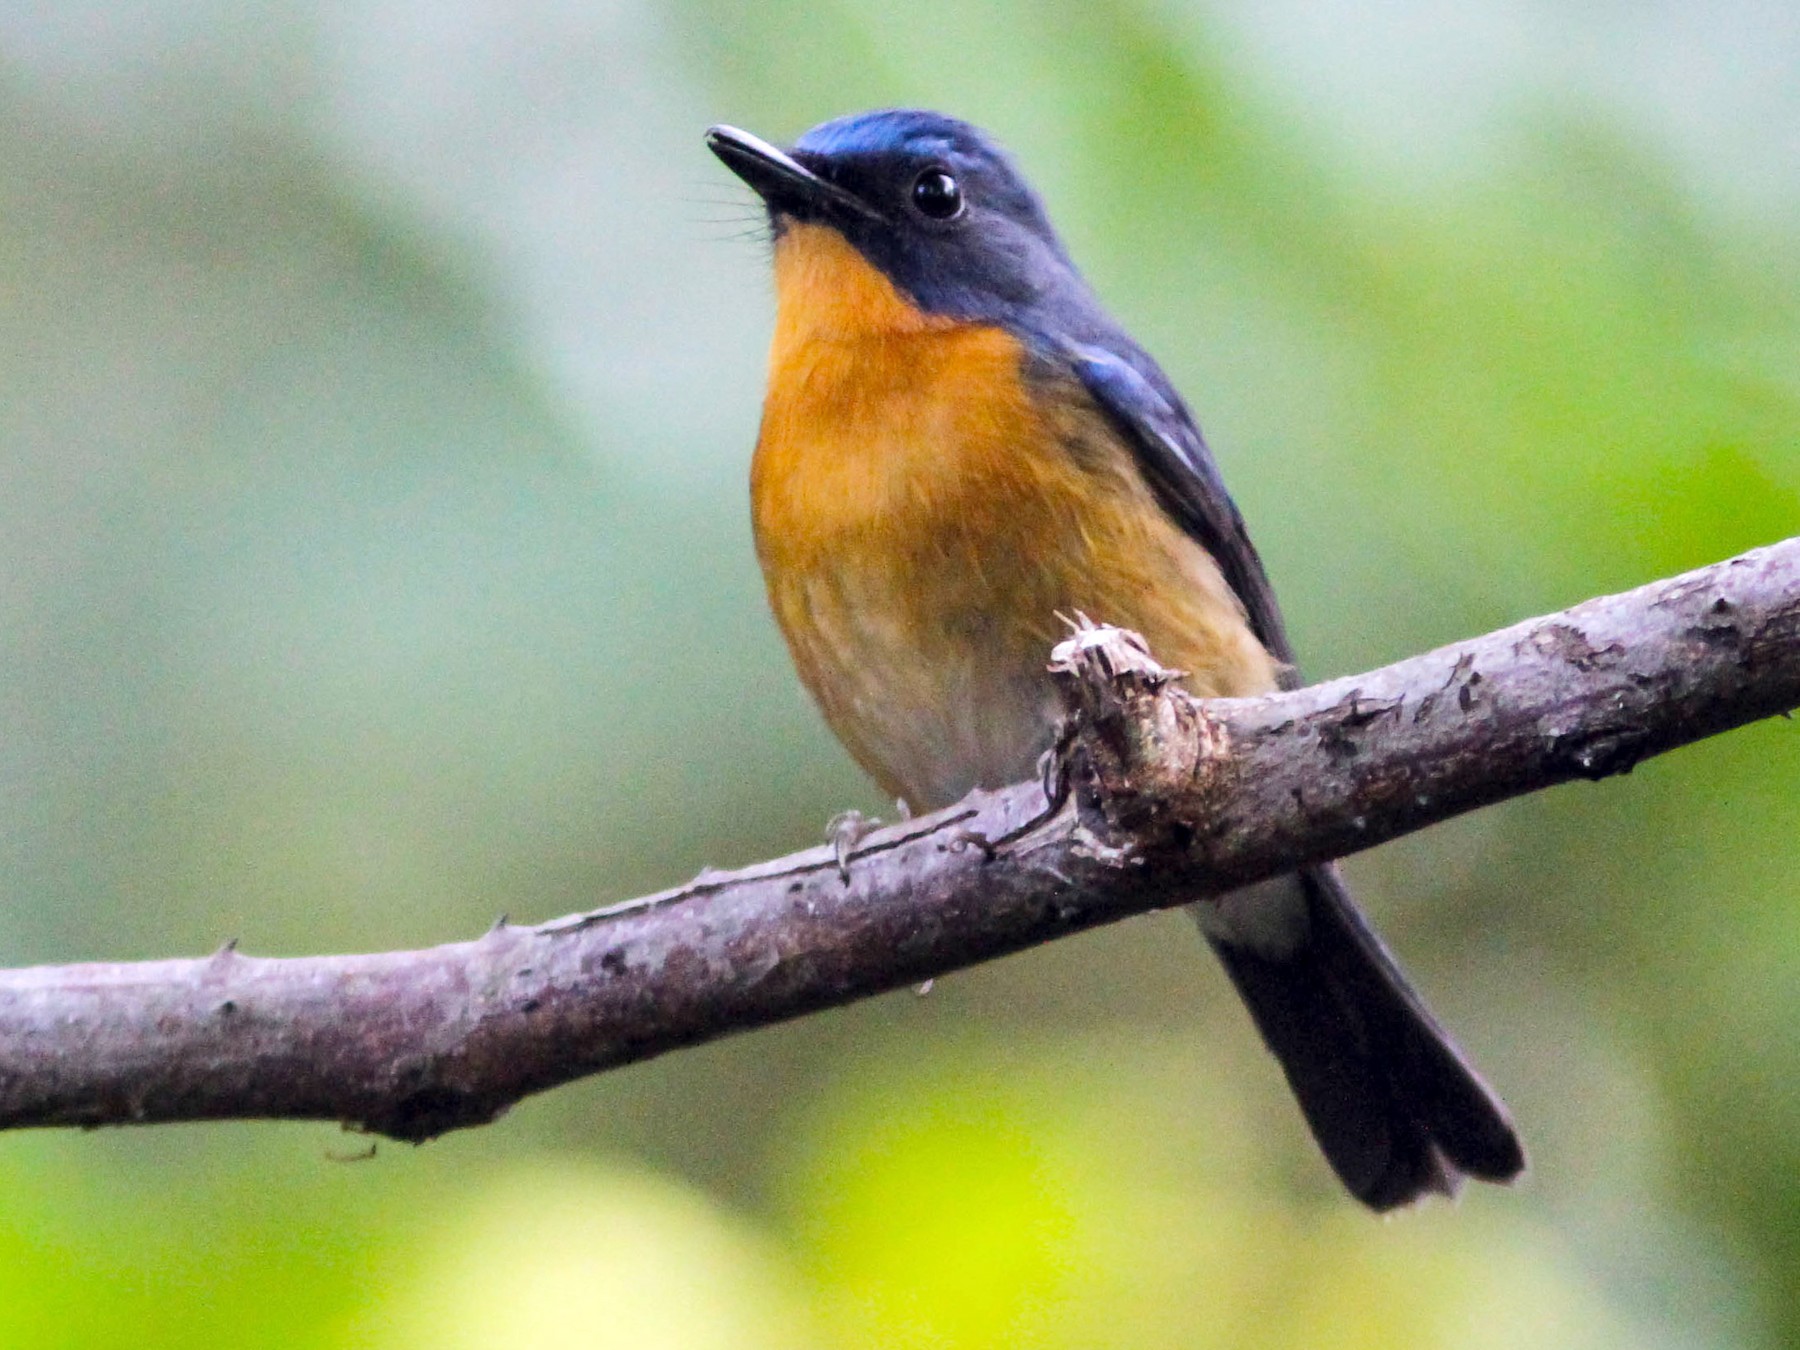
[1,1,1796,1347]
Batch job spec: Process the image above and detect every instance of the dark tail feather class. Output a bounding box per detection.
[1201,865,1525,1210]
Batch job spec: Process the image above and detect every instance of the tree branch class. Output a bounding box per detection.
[3,539,1797,1142]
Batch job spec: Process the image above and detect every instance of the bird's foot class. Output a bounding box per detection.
[947,829,997,861]
[1038,727,1077,808]
[826,809,880,883]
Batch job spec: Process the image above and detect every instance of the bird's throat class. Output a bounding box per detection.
[769,223,953,346]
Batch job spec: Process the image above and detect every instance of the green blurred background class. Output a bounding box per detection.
[1,1,1797,1346]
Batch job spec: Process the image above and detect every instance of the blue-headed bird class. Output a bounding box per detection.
[708,110,1523,1209]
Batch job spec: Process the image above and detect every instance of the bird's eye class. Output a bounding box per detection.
[910,168,963,220]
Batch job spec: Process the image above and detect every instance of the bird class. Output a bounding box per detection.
[707,109,1524,1209]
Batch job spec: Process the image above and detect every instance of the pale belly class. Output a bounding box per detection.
[766,560,1069,809]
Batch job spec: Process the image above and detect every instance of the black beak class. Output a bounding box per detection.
[705,124,885,223]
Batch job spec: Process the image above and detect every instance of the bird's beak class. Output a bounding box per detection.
[706,124,885,223]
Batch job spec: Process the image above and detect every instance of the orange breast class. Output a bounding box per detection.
[751,225,1278,808]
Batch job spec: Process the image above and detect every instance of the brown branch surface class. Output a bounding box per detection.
[2,539,1797,1142]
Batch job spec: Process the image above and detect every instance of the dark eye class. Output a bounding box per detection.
[910,167,963,219]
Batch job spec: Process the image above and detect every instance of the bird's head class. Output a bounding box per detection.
[707,109,1083,339]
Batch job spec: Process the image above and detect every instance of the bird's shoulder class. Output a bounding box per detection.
[1014,324,1298,674]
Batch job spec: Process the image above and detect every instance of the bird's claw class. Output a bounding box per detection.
[827,809,880,883]
[1039,724,1077,808]
[947,829,996,861]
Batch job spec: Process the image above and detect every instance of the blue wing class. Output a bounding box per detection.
[1064,343,1297,679]
[1057,344,1524,1209]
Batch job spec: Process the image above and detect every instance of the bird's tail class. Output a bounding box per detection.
[1198,864,1525,1210]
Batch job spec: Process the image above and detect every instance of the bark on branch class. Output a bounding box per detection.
[2,539,1797,1143]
